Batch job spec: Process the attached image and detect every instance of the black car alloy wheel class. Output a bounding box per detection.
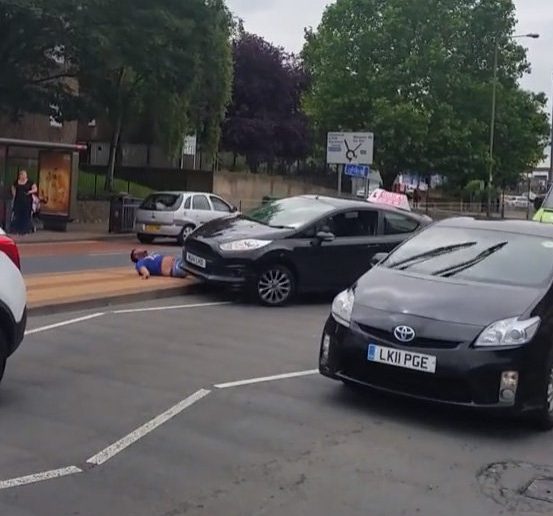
[178,225,195,245]
[256,265,295,306]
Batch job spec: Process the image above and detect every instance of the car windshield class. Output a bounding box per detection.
[140,193,181,211]
[246,197,335,229]
[383,226,553,287]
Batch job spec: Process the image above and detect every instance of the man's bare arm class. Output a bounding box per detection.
[138,266,150,279]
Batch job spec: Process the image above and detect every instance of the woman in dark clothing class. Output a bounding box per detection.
[11,170,37,235]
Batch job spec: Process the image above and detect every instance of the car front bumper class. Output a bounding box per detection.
[319,317,544,412]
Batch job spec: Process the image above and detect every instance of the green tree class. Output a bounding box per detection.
[303,0,550,188]
[74,0,233,190]
[0,0,78,117]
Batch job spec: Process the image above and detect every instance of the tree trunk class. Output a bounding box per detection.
[105,68,126,192]
[105,110,123,192]
[381,169,397,190]
[232,152,237,170]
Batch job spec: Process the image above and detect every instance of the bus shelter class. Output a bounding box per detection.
[0,138,85,231]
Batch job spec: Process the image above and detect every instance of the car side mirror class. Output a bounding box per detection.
[534,197,544,211]
[315,231,336,243]
[371,252,389,268]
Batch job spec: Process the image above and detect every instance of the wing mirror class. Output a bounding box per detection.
[534,196,544,211]
[371,252,389,268]
[315,231,336,244]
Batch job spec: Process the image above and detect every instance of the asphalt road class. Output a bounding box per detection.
[19,239,181,275]
[1,294,553,515]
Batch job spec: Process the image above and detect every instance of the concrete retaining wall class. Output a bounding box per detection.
[75,171,339,222]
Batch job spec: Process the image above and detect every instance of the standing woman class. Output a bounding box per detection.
[11,170,37,235]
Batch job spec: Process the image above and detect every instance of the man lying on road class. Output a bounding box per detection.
[130,249,187,279]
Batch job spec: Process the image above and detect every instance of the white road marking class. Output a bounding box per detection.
[214,370,319,389]
[86,389,211,466]
[112,302,231,314]
[0,466,82,490]
[25,313,105,336]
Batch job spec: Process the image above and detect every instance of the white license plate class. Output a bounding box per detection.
[145,224,161,233]
[367,344,437,374]
[186,252,206,269]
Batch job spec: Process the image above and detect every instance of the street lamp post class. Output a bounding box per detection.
[487,33,540,218]
[549,72,553,186]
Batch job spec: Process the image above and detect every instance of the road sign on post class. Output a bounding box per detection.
[344,164,370,178]
[327,132,374,166]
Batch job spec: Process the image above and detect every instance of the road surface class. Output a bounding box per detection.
[19,238,180,275]
[0,294,552,515]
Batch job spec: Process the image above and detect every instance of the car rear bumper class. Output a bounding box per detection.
[319,317,543,412]
[135,223,181,237]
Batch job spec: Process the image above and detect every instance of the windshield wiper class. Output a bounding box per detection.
[389,242,478,270]
[432,242,508,278]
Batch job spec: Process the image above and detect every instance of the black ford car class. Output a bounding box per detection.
[320,217,553,429]
[183,195,430,306]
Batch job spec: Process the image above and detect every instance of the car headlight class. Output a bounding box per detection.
[474,316,541,348]
[332,289,355,328]
[219,239,272,252]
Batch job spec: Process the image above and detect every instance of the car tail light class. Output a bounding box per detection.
[0,235,21,269]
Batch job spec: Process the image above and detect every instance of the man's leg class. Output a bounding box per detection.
[171,258,187,278]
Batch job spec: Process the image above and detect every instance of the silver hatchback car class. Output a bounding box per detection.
[135,191,236,244]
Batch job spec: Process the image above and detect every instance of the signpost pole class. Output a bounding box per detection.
[364,167,370,198]
[338,165,342,195]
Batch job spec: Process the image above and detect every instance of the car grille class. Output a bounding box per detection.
[184,240,219,262]
[342,356,472,403]
[357,324,461,350]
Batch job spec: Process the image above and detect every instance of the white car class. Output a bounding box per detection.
[0,230,26,384]
[134,191,237,244]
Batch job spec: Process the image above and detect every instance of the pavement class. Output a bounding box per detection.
[10,223,123,244]
[25,268,199,315]
[1,295,552,515]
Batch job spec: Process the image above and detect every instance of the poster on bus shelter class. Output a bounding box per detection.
[38,151,72,216]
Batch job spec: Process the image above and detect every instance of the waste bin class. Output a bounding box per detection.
[109,194,143,234]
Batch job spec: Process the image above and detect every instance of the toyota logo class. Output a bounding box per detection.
[394,326,416,343]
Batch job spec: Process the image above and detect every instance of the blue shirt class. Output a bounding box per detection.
[136,254,163,276]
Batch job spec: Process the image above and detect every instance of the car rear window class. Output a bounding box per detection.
[140,194,181,211]
[383,212,419,235]
[382,226,553,287]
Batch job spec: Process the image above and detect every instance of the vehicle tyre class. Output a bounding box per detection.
[532,355,553,431]
[137,234,155,244]
[0,328,8,385]
[256,264,296,307]
[178,225,195,246]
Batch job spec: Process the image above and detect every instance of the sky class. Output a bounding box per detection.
[226,0,552,167]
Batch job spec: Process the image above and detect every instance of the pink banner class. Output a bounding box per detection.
[368,189,411,211]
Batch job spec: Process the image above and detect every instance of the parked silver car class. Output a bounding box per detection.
[135,191,236,244]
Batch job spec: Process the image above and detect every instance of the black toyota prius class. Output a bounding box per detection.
[320,217,553,429]
[183,195,430,305]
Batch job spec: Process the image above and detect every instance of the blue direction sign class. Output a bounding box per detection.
[344,164,370,178]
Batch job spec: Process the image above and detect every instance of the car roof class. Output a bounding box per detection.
[148,191,213,196]
[298,195,423,218]
[435,217,553,238]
